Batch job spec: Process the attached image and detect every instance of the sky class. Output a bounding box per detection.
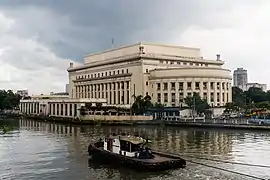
[0,0,269,95]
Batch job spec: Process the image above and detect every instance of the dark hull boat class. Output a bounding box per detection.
[88,135,186,171]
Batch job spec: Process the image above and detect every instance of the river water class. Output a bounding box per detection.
[0,117,270,180]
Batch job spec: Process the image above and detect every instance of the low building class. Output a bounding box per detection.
[19,95,107,118]
[16,90,28,97]
[246,83,267,92]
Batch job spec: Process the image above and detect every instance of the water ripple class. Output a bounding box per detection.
[0,119,270,180]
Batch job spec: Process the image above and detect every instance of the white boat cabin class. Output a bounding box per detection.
[103,135,151,158]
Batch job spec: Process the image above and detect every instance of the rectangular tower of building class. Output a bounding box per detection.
[233,68,248,90]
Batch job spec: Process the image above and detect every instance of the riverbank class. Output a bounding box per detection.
[9,114,270,131]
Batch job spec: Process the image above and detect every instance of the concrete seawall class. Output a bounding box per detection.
[14,114,270,131]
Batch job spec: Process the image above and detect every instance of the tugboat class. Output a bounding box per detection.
[88,133,186,171]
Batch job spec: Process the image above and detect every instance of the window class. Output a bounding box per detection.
[171,93,175,102]
[146,69,149,73]
[203,93,207,100]
[164,93,168,102]
[211,93,214,102]
[187,82,192,90]
[171,82,175,90]
[210,82,214,89]
[195,82,200,90]
[163,83,168,90]
[122,69,124,74]
[126,69,129,73]
[146,82,148,86]
[203,82,207,90]
[179,93,184,102]
[117,70,120,74]
[157,83,161,91]
[179,82,183,90]
[217,83,220,90]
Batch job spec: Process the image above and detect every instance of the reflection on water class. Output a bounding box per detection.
[0,118,270,180]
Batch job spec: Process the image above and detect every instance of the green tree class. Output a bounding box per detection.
[0,90,21,110]
[184,93,210,115]
[131,95,153,115]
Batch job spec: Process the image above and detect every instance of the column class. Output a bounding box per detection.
[199,81,204,98]
[207,82,211,105]
[212,82,216,106]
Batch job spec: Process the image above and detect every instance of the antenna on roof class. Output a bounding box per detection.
[111,38,115,48]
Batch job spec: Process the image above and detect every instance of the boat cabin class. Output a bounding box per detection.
[103,134,153,158]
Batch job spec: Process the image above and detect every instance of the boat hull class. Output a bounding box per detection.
[88,142,186,171]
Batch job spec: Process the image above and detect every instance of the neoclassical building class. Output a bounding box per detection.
[67,43,232,108]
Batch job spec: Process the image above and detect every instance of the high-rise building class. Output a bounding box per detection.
[233,68,248,90]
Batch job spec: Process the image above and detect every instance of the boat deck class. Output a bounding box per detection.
[137,154,177,163]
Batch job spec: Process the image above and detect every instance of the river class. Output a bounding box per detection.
[0,117,270,180]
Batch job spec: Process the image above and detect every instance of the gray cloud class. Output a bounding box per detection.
[0,0,269,93]
[0,0,240,61]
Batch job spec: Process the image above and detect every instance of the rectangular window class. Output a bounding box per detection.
[195,82,200,90]
[163,83,168,90]
[211,82,214,90]
[203,82,207,90]
[171,82,175,90]
[157,93,161,103]
[179,82,183,90]
[171,93,175,102]
[157,83,161,91]
[187,82,192,90]
[164,93,168,102]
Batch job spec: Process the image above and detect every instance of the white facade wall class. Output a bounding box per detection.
[19,98,107,118]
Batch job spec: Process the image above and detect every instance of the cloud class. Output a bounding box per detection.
[0,12,74,95]
[0,0,269,94]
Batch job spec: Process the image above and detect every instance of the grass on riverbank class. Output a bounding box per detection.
[0,125,14,134]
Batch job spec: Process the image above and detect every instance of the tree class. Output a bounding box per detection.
[184,93,210,115]
[224,102,240,113]
[131,95,153,115]
[0,90,21,110]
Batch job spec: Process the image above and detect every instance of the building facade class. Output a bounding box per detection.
[246,83,267,92]
[67,43,232,108]
[19,94,107,118]
[233,68,248,90]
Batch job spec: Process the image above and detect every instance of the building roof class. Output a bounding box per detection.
[120,136,151,145]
